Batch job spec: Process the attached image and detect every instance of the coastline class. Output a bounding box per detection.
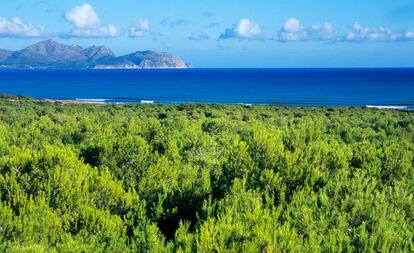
[2,94,413,111]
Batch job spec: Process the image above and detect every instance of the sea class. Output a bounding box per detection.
[0,68,413,109]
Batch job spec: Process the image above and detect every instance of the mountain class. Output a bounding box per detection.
[95,50,188,69]
[83,45,115,65]
[0,40,190,69]
[0,49,12,62]
[2,40,87,68]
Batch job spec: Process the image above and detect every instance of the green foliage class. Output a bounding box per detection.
[0,97,413,252]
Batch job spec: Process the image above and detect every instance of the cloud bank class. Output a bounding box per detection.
[0,17,47,38]
[220,19,262,40]
[277,18,337,42]
[276,18,414,43]
[346,22,401,42]
[63,4,117,38]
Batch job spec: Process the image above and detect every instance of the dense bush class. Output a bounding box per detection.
[0,96,413,252]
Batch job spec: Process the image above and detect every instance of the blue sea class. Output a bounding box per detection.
[0,68,413,109]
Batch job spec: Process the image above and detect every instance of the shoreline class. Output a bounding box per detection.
[2,95,413,110]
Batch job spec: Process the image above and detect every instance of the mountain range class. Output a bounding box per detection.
[0,40,190,69]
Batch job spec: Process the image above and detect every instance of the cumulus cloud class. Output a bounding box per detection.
[0,17,47,38]
[277,18,337,42]
[405,30,414,40]
[220,19,262,40]
[129,19,150,37]
[345,22,401,42]
[188,31,209,41]
[277,18,306,41]
[65,4,100,29]
[310,22,337,41]
[63,4,117,38]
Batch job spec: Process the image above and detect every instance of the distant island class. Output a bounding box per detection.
[0,40,191,69]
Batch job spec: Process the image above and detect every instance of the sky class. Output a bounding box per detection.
[1,0,414,67]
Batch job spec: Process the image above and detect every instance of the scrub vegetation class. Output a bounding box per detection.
[0,95,413,252]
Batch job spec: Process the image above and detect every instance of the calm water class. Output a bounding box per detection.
[0,68,413,108]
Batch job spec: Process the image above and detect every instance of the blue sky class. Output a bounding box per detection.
[1,0,414,67]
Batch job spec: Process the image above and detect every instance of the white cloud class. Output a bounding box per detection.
[345,22,401,42]
[129,19,150,38]
[282,18,303,33]
[220,19,262,40]
[188,31,209,41]
[310,22,337,41]
[277,18,337,42]
[278,18,307,41]
[405,30,414,40]
[276,19,414,43]
[63,4,117,38]
[65,4,100,29]
[0,17,47,38]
